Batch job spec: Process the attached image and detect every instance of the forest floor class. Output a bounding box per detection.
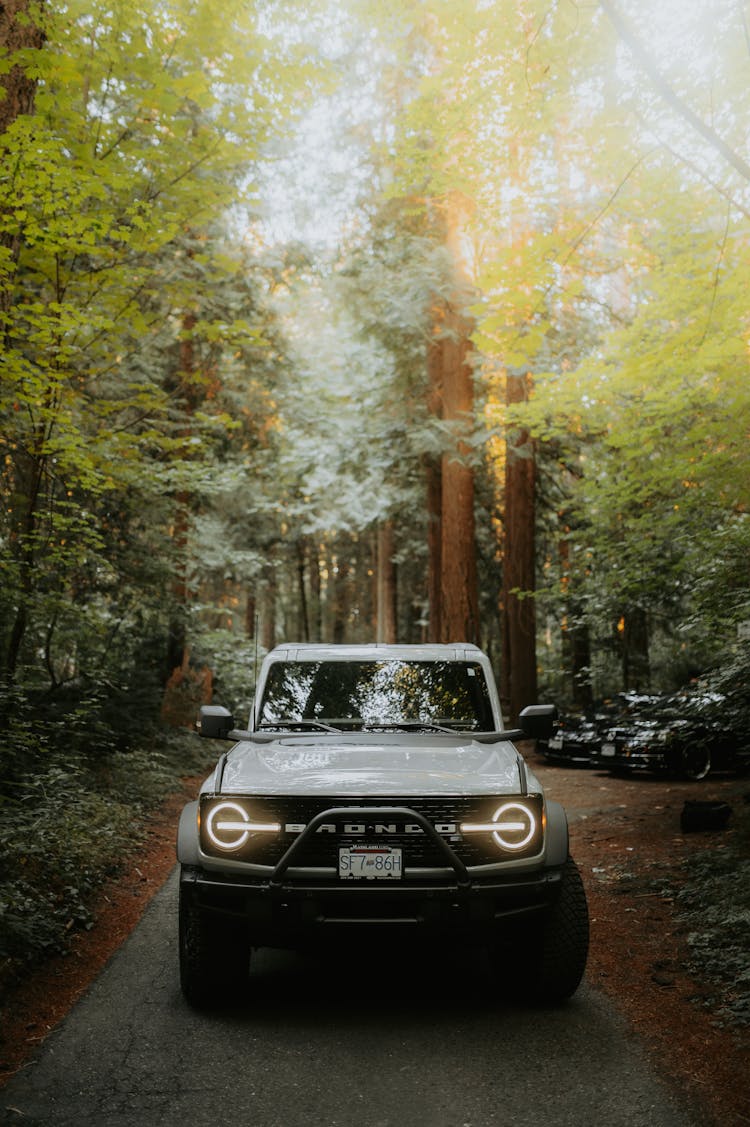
[0,761,749,1125]
[538,756,750,1127]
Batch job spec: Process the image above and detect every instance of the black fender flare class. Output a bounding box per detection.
[545,800,569,867]
[177,801,200,865]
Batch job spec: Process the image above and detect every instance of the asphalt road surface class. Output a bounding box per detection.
[1,870,697,1127]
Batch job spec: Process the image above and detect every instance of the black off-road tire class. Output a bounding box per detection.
[179,883,250,1009]
[528,857,589,1004]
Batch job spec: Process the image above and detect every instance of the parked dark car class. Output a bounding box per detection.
[591,688,750,780]
[587,692,661,774]
[539,712,604,767]
[660,690,749,780]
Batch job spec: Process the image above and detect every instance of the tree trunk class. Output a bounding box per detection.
[429,192,480,645]
[559,532,594,709]
[0,2,44,134]
[425,459,442,642]
[620,607,650,690]
[3,384,56,682]
[425,314,444,642]
[245,594,257,638]
[331,549,350,644]
[567,615,594,710]
[439,304,479,644]
[501,371,538,723]
[376,520,398,643]
[296,540,310,642]
[309,543,322,641]
[163,312,196,689]
[4,472,37,681]
[260,564,277,653]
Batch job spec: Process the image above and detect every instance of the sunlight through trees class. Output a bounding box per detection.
[2,0,749,721]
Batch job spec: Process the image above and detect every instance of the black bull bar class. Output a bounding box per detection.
[268,805,472,889]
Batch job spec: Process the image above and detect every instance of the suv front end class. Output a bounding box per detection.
[177,644,588,1007]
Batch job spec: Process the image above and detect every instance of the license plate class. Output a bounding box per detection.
[548,736,563,750]
[602,743,616,757]
[339,844,402,880]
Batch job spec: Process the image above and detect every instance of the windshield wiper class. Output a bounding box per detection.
[257,719,342,733]
[363,720,460,734]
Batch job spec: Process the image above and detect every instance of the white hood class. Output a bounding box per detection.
[213,732,531,797]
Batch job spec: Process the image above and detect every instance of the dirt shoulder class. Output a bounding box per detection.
[1,764,749,1125]
[535,757,750,1127]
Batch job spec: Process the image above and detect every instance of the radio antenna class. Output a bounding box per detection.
[251,611,260,729]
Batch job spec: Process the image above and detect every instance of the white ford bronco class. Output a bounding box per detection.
[177,643,589,1007]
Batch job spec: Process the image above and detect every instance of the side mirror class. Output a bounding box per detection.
[198,705,235,740]
[519,704,557,741]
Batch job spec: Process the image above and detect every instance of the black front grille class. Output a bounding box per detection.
[202,795,541,869]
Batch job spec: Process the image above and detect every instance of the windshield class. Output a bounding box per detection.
[256,660,495,731]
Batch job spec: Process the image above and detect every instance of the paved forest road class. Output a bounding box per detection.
[2,870,696,1127]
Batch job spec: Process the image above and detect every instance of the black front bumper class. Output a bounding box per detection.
[182,803,564,946]
[180,865,563,946]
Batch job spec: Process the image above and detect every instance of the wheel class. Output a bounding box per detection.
[679,744,711,781]
[179,883,250,1008]
[527,858,589,1004]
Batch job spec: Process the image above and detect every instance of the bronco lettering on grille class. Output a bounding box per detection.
[282,822,458,835]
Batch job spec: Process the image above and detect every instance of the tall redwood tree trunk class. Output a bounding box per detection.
[501,371,538,722]
[426,192,479,645]
[425,322,444,642]
[439,305,479,644]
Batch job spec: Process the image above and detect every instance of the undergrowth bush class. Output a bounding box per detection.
[0,776,135,961]
[641,798,750,1028]
[0,685,214,980]
[673,813,750,1027]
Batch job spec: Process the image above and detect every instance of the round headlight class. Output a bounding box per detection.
[491,802,537,851]
[205,801,251,851]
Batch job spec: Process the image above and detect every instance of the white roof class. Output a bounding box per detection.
[264,642,486,662]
